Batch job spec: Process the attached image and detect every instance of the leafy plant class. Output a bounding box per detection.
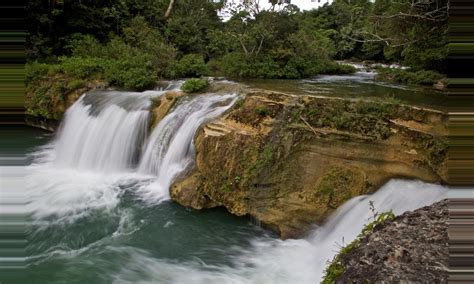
[181,78,209,93]
[172,54,209,78]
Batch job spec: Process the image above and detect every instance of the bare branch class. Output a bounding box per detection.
[164,0,175,20]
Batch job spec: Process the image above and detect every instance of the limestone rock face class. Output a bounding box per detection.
[171,90,448,239]
[150,91,184,128]
[336,200,448,283]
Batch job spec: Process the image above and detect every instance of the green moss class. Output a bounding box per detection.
[322,259,346,284]
[246,145,274,181]
[292,98,400,140]
[424,136,448,170]
[234,98,245,109]
[316,167,355,207]
[255,106,270,116]
[219,184,231,192]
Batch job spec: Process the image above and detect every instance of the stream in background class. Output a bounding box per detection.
[239,63,447,111]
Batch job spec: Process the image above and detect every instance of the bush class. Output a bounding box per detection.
[172,54,209,78]
[103,56,157,90]
[58,56,106,79]
[217,51,356,79]
[321,62,357,75]
[376,68,444,85]
[181,78,209,93]
[106,66,157,91]
[25,62,61,85]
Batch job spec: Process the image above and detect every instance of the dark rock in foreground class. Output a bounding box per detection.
[336,199,448,283]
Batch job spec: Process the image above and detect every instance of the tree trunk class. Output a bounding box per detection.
[164,0,176,20]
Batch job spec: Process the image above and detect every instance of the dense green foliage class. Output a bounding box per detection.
[181,78,209,93]
[26,0,447,90]
[376,68,445,85]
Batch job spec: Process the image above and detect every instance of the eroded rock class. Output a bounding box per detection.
[171,90,448,239]
[335,200,448,283]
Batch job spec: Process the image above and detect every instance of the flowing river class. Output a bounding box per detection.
[7,78,448,283]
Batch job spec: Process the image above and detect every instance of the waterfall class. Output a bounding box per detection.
[137,93,237,202]
[25,85,449,284]
[53,91,158,173]
[28,89,237,219]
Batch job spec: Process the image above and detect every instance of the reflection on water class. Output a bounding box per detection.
[236,68,447,111]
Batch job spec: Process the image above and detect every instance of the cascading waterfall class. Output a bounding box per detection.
[53,91,157,173]
[25,85,448,284]
[137,93,237,202]
[27,88,237,219]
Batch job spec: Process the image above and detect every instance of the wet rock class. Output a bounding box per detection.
[336,200,448,283]
[171,89,448,238]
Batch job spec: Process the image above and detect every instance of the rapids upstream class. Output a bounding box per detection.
[18,86,448,283]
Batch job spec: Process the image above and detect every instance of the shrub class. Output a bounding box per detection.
[321,62,357,75]
[181,78,209,93]
[25,62,52,84]
[172,54,209,78]
[107,67,157,91]
[104,57,157,90]
[58,56,106,79]
[375,68,444,85]
[67,79,85,90]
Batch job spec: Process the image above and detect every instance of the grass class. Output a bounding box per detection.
[293,98,400,140]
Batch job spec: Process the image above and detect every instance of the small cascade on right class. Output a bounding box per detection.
[219,179,449,284]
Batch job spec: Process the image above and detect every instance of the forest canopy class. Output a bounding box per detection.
[26,0,448,88]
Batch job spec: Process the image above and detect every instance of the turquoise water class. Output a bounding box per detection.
[10,126,271,284]
[5,71,449,283]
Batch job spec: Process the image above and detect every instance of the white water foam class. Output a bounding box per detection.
[25,85,448,283]
[111,179,447,284]
[53,91,157,173]
[136,93,237,203]
[27,89,237,220]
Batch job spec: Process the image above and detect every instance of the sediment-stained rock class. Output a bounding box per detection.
[171,90,448,239]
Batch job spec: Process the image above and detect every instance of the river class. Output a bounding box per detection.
[4,73,448,283]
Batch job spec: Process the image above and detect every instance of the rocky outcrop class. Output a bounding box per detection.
[335,200,448,283]
[171,90,448,239]
[150,91,183,128]
[25,76,107,128]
